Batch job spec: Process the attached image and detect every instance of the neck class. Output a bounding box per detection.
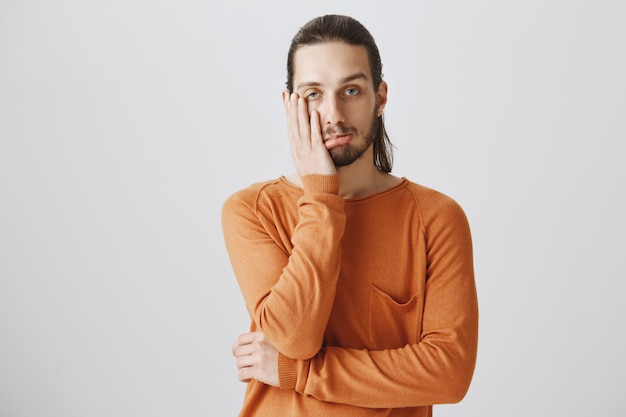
[335,145,395,198]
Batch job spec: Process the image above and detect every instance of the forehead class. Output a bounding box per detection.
[293,42,372,88]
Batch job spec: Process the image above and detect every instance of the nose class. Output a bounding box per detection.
[317,95,345,126]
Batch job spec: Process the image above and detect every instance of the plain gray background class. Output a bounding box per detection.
[1,0,624,416]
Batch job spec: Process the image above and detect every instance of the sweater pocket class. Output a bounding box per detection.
[368,284,421,350]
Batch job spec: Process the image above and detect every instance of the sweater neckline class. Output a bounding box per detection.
[279,176,409,202]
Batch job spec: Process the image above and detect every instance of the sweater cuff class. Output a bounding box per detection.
[301,174,340,195]
[277,353,298,390]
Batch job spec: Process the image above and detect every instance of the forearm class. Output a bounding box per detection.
[279,316,478,408]
[222,175,346,359]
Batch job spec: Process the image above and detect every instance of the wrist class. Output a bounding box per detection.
[301,174,340,194]
[277,353,299,389]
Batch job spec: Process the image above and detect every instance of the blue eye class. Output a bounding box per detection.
[306,91,320,99]
[345,88,359,96]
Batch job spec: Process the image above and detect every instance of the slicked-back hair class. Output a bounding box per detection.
[286,15,394,173]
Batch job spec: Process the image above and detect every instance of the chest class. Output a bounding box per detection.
[326,203,428,349]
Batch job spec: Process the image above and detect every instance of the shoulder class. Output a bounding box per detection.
[403,180,469,229]
[223,178,282,207]
[222,177,300,220]
[221,179,279,235]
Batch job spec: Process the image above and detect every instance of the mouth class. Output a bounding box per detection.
[324,134,353,149]
[324,134,347,141]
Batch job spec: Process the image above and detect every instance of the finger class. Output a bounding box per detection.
[238,366,254,383]
[233,341,256,359]
[287,93,301,147]
[310,110,323,147]
[235,353,256,369]
[297,97,311,147]
[231,331,259,356]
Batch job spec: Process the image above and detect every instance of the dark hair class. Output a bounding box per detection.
[286,15,394,173]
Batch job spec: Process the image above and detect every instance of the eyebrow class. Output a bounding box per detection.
[296,72,369,90]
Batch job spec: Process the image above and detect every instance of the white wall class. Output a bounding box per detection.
[1,1,624,416]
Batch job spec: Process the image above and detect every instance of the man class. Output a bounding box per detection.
[222,14,478,417]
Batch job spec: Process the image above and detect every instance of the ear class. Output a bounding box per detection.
[375,81,388,117]
[281,90,291,109]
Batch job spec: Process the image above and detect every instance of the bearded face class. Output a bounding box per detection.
[327,109,380,167]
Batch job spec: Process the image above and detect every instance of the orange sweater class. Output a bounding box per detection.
[222,175,478,417]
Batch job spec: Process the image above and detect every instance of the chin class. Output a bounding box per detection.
[332,150,366,167]
[331,141,373,167]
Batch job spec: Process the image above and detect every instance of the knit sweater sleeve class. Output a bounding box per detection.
[221,175,346,360]
[278,195,478,406]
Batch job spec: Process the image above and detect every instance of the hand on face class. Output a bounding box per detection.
[232,331,280,387]
[284,93,337,177]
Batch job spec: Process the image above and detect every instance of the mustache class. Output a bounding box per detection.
[324,125,357,137]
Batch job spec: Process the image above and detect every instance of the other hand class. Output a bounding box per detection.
[232,331,280,387]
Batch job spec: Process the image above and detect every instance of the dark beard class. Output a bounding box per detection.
[329,110,380,168]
